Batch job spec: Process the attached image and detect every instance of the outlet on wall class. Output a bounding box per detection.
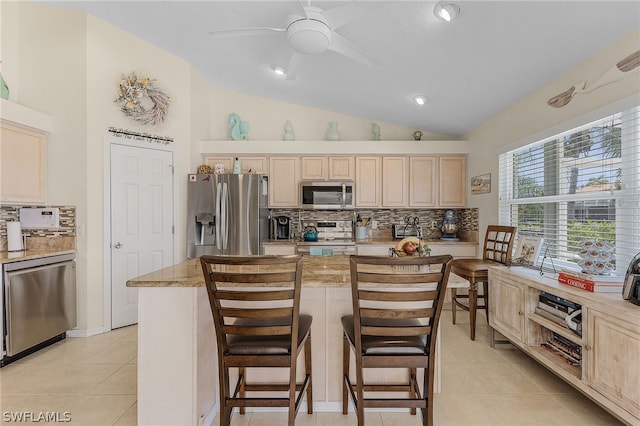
[431,220,438,229]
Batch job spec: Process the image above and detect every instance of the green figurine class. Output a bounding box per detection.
[0,61,9,100]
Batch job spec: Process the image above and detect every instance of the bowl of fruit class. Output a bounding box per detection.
[393,237,430,257]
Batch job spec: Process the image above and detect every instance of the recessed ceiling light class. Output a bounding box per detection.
[271,65,286,77]
[434,2,460,22]
[413,95,428,106]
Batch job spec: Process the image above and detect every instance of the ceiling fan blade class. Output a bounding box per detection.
[208,27,285,38]
[323,1,371,29]
[328,32,377,67]
[285,52,306,81]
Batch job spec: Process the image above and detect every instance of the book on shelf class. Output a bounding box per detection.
[539,294,577,314]
[537,302,568,319]
[558,272,623,293]
[534,307,567,326]
[541,342,581,366]
[540,292,581,311]
[549,332,582,359]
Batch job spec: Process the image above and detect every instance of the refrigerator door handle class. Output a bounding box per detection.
[221,182,229,250]
[215,182,222,250]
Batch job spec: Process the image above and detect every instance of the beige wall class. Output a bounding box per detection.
[465,29,640,239]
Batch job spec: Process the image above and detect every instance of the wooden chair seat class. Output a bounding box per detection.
[450,226,516,340]
[200,255,312,426]
[341,316,428,355]
[342,255,453,426]
[227,314,313,355]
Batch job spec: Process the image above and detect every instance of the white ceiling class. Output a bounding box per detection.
[46,1,640,137]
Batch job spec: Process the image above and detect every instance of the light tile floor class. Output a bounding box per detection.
[0,311,622,425]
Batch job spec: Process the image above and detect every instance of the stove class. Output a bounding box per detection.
[297,220,355,255]
[302,220,353,240]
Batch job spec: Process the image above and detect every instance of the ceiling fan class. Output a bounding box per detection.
[208,1,377,80]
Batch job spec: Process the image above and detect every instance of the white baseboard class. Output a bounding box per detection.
[66,327,106,338]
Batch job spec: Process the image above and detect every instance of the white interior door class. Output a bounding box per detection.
[110,144,174,329]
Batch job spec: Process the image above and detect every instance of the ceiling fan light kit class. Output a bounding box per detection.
[434,2,460,22]
[287,9,332,55]
[271,65,286,76]
[414,95,428,106]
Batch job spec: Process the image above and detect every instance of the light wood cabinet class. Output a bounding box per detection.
[204,156,268,174]
[269,156,300,207]
[489,267,640,425]
[438,155,466,207]
[587,309,640,420]
[203,156,233,173]
[0,123,47,204]
[488,271,526,342]
[355,157,381,207]
[409,156,437,207]
[328,156,354,180]
[382,156,407,207]
[301,156,327,180]
[240,157,268,174]
[263,244,296,255]
[301,156,354,180]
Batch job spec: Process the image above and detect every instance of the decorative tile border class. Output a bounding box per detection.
[0,205,76,237]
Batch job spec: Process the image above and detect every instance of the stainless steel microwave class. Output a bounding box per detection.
[300,181,355,209]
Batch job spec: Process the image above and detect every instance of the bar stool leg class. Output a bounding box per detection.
[469,282,478,340]
[451,288,457,324]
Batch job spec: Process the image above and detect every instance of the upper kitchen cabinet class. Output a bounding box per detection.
[301,156,327,180]
[301,156,354,180]
[382,156,407,207]
[328,156,354,180]
[1,123,47,205]
[269,156,300,207]
[438,155,467,207]
[0,100,52,205]
[409,156,437,207]
[204,156,268,174]
[355,156,381,207]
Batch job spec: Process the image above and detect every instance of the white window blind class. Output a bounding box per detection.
[499,105,640,275]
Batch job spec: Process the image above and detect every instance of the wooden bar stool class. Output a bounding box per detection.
[200,255,312,426]
[450,225,516,340]
[342,254,453,426]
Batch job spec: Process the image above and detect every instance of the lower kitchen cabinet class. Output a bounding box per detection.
[489,266,639,425]
[262,244,296,255]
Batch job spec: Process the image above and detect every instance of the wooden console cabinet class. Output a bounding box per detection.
[489,266,639,425]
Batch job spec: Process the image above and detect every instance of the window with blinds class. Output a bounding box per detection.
[499,105,640,274]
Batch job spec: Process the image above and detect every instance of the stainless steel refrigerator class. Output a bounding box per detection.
[187,173,269,259]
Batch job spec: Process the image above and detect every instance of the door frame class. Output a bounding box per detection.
[103,136,175,331]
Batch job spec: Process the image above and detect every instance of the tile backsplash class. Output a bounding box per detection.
[270,208,479,240]
[0,205,76,251]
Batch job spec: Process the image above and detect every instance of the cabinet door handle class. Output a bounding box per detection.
[518,310,523,316]
[584,344,591,351]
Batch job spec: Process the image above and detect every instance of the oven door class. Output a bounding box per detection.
[300,182,354,209]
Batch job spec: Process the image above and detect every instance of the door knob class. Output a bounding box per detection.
[113,242,123,249]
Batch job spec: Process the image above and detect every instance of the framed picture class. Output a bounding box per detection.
[513,235,544,266]
[471,173,491,194]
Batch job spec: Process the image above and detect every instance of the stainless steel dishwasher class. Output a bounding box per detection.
[2,253,76,366]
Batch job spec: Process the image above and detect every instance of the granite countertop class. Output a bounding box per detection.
[0,249,76,264]
[127,255,469,289]
[264,238,478,245]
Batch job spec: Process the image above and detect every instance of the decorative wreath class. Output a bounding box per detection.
[115,72,170,126]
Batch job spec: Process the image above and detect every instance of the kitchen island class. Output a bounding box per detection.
[127,255,468,426]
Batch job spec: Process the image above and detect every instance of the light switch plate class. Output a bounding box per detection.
[19,208,60,229]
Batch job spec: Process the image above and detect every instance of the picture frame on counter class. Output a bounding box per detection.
[513,235,544,267]
[471,173,491,195]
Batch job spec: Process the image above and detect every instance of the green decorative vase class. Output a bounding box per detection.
[0,71,9,100]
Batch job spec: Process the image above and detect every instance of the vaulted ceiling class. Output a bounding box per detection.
[47,1,640,137]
